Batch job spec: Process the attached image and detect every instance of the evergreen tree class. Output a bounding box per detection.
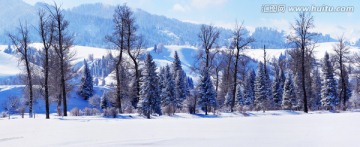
[172,51,187,109]
[282,73,296,110]
[310,67,322,110]
[174,70,186,109]
[264,62,273,109]
[272,69,283,109]
[244,69,256,107]
[159,67,166,91]
[224,91,233,107]
[100,92,108,110]
[293,73,303,110]
[161,65,176,115]
[78,59,94,100]
[321,52,338,110]
[138,54,162,118]
[236,85,244,106]
[254,62,267,112]
[198,68,217,115]
[172,51,182,75]
[185,77,194,97]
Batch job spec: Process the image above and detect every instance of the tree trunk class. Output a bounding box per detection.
[60,57,67,116]
[231,48,240,112]
[339,56,347,111]
[301,45,308,113]
[115,49,123,113]
[45,48,50,119]
[25,57,33,118]
[205,104,208,115]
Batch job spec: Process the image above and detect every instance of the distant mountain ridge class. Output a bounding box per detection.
[0,1,336,48]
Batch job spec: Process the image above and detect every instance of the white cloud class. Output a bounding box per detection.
[190,0,228,9]
[172,3,187,12]
[314,23,360,43]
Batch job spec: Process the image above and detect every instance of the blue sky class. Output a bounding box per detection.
[23,0,360,42]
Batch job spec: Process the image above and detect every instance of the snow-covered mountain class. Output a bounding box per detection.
[0,1,232,47]
[0,1,336,48]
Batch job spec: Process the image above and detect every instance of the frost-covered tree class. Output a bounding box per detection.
[198,68,217,115]
[78,59,94,100]
[287,12,316,113]
[224,91,233,107]
[337,66,351,109]
[293,73,303,110]
[263,47,273,109]
[282,73,296,110]
[161,65,176,115]
[333,37,351,110]
[321,52,338,110]
[100,92,109,110]
[8,22,34,118]
[254,62,267,112]
[138,54,162,118]
[310,67,322,110]
[230,22,255,112]
[88,95,101,109]
[244,69,256,108]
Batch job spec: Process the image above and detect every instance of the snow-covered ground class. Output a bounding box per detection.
[0,111,359,147]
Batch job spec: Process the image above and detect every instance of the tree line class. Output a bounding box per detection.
[4,3,359,119]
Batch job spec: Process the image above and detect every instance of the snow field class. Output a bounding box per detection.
[0,111,359,147]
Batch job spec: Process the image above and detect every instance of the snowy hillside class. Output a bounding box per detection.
[0,45,21,76]
[1,42,359,81]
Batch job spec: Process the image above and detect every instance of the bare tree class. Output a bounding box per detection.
[287,12,316,113]
[123,5,143,108]
[8,21,34,118]
[333,36,351,110]
[37,8,55,119]
[230,22,254,112]
[198,24,220,69]
[47,3,74,116]
[105,4,128,113]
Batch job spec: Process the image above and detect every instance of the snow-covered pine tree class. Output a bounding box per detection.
[254,62,267,112]
[244,69,256,108]
[321,52,338,110]
[198,68,217,115]
[78,59,94,100]
[187,77,194,89]
[138,54,162,118]
[172,51,187,109]
[159,67,166,90]
[310,67,322,110]
[100,91,108,110]
[224,91,233,107]
[293,73,303,110]
[282,73,296,110]
[172,51,182,75]
[161,65,177,115]
[185,77,194,97]
[236,85,244,107]
[272,69,283,109]
[175,70,186,109]
[264,62,273,109]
